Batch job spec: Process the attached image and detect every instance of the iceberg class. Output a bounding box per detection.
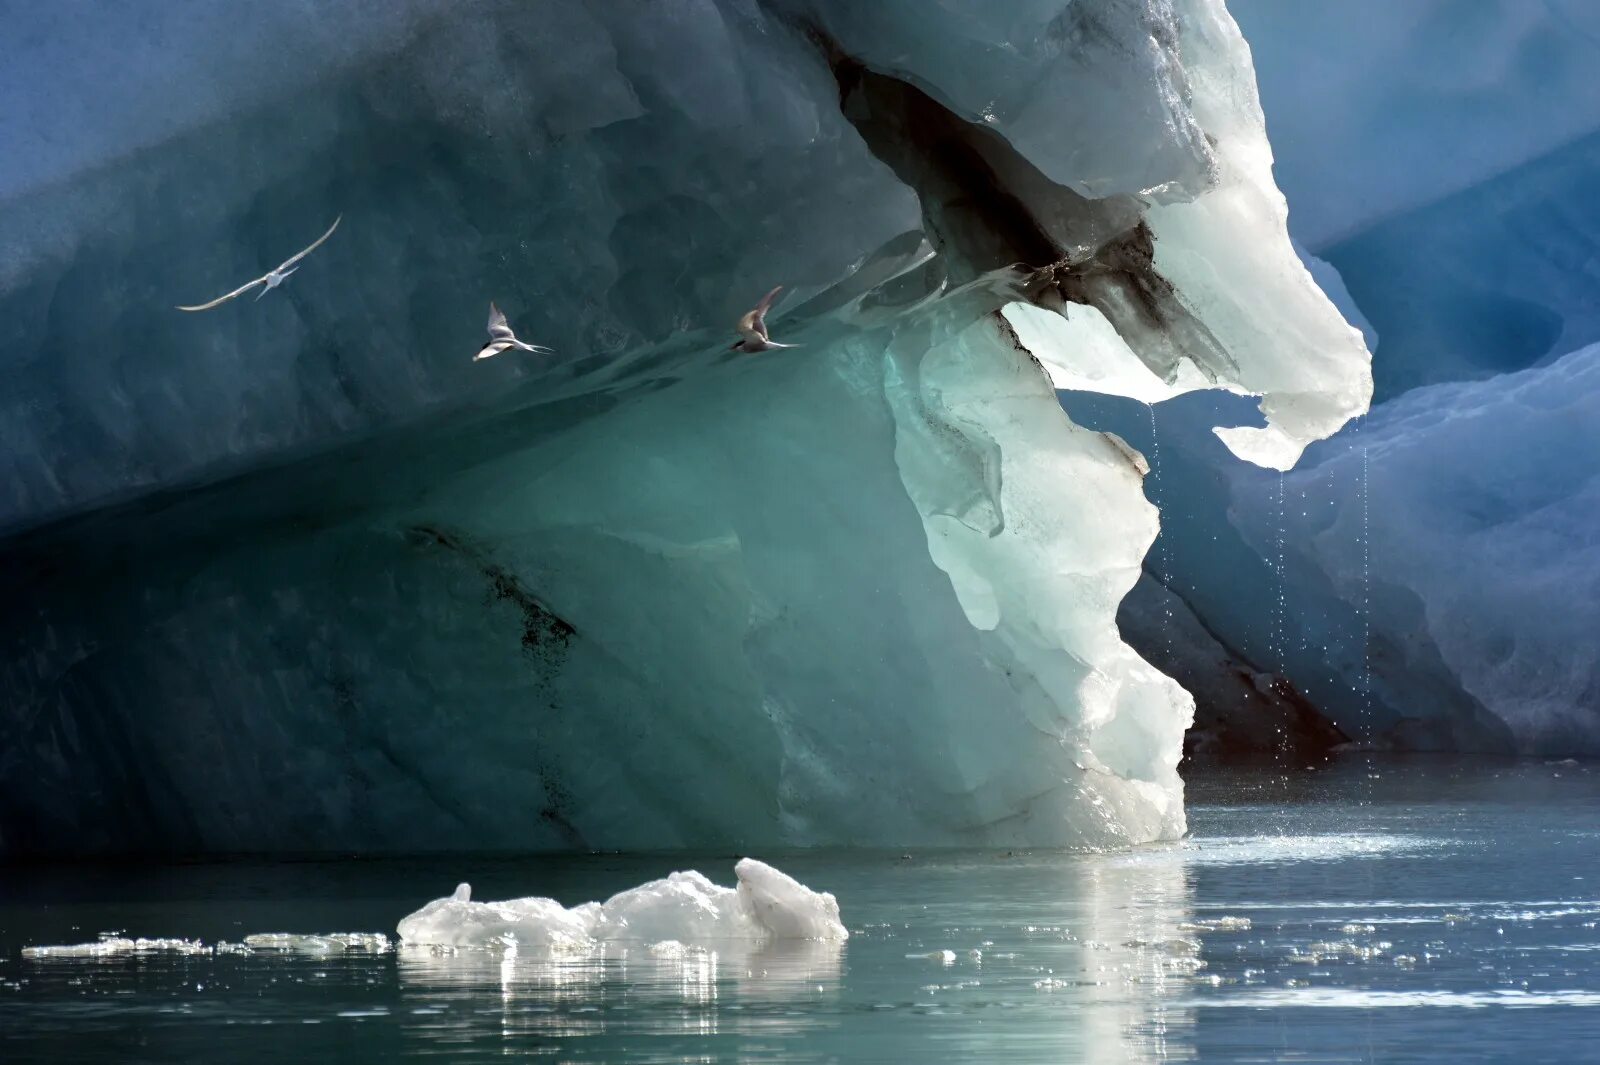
[1228,344,1600,753]
[1230,0,1600,250]
[396,858,846,949]
[1075,0,1600,756]
[1231,0,1600,400]
[0,0,1368,855]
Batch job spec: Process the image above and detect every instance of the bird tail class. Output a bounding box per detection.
[517,341,554,354]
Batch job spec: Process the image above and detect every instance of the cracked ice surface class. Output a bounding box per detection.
[0,1,1368,855]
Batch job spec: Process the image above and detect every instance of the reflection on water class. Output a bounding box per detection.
[1077,854,1195,1063]
[393,938,847,1044]
[6,758,1600,1063]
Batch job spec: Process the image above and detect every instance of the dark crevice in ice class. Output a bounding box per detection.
[802,25,1237,384]
[1114,569,1350,767]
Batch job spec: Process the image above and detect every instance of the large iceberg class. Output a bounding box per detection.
[1232,0,1600,400]
[1081,0,1600,756]
[0,0,1367,855]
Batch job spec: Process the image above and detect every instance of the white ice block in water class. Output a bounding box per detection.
[395,890,599,953]
[21,936,207,959]
[397,859,847,950]
[240,932,391,954]
[733,858,847,941]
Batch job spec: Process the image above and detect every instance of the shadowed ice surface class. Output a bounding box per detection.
[4,757,1599,1063]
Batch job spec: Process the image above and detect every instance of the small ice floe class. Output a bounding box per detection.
[242,933,391,955]
[1288,939,1392,964]
[396,858,846,951]
[22,936,207,960]
[906,950,957,965]
[646,940,704,960]
[1179,916,1252,933]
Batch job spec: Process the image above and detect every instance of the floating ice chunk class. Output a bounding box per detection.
[395,889,598,952]
[241,933,391,954]
[908,950,957,965]
[593,869,757,942]
[733,858,846,942]
[646,940,698,959]
[1180,916,1253,933]
[22,936,206,959]
[396,859,846,950]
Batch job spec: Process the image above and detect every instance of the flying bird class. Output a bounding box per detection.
[473,302,553,361]
[175,215,342,312]
[732,285,798,353]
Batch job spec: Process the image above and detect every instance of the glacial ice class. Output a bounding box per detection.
[397,858,847,949]
[1091,341,1600,753]
[1228,344,1600,753]
[0,0,1369,854]
[1234,0,1600,400]
[1081,0,1600,754]
[241,932,391,954]
[21,937,208,960]
[21,932,390,961]
[1230,0,1600,249]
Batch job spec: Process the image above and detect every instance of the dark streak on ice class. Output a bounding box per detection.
[405,524,576,656]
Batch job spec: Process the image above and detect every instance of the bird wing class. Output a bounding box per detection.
[487,302,516,341]
[473,340,512,362]
[175,276,267,312]
[735,310,765,344]
[750,285,783,338]
[274,214,342,272]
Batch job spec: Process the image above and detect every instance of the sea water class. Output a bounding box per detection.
[3,757,1597,1063]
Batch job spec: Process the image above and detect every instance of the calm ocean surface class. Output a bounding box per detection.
[4,757,1597,1063]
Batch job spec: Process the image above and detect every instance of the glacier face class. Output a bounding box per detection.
[0,0,1368,855]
